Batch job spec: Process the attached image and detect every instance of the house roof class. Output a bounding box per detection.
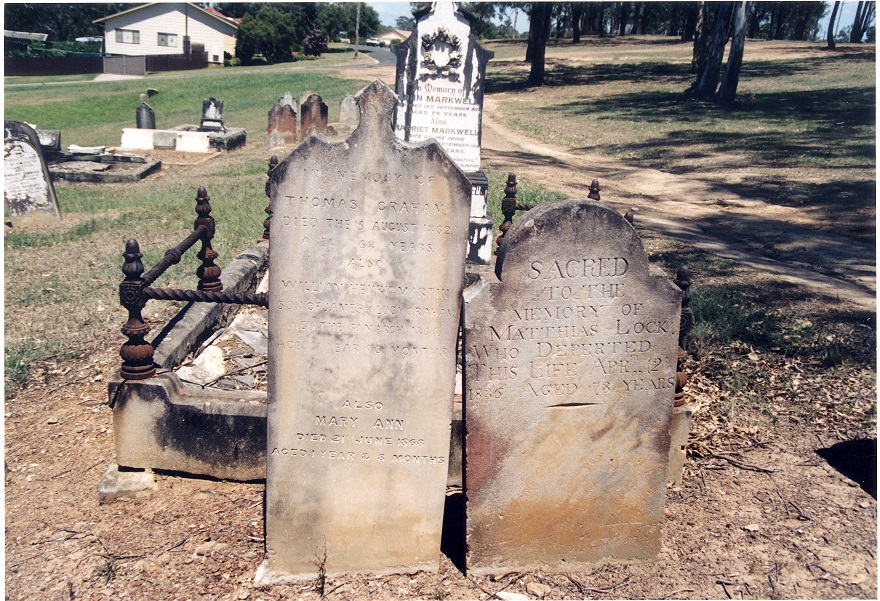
[5,30,49,42]
[378,29,411,40]
[93,3,239,29]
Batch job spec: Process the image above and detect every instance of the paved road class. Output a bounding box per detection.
[346,44,397,66]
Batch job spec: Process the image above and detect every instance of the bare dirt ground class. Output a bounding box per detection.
[5,67,876,600]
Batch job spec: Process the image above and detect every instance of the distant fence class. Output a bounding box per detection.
[7,51,209,77]
[146,51,208,72]
[103,55,146,76]
[5,55,103,76]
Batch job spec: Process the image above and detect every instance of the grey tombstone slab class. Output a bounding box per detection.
[36,129,61,153]
[4,120,62,224]
[392,2,493,174]
[464,200,682,575]
[258,79,471,582]
[137,98,156,129]
[200,97,225,132]
[338,94,359,125]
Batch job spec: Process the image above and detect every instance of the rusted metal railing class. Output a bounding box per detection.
[263,155,278,240]
[674,265,694,406]
[495,173,534,254]
[118,186,268,380]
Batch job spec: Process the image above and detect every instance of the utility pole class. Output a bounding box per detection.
[354,2,361,59]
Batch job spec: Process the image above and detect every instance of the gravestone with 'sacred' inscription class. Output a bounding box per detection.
[464,199,682,575]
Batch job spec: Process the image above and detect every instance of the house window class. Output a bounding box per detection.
[115,29,140,44]
[158,33,178,47]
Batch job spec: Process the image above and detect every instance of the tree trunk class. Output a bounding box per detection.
[597,3,606,37]
[555,4,565,39]
[718,0,746,104]
[528,2,553,86]
[695,2,733,99]
[526,3,539,62]
[682,1,699,41]
[850,1,874,42]
[691,1,709,73]
[827,1,840,49]
[619,1,629,36]
[639,2,650,34]
[572,2,583,43]
[851,2,865,42]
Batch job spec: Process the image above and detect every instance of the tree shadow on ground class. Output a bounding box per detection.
[645,252,877,361]
[487,50,874,94]
[816,439,877,499]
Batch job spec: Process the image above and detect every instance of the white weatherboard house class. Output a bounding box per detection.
[94,3,238,65]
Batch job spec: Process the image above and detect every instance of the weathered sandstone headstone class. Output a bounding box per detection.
[4,120,62,224]
[267,92,298,149]
[339,94,359,125]
[299,93,332,140]
[464,200,682,574]
[392,2,495,264]
[258,80,471,582]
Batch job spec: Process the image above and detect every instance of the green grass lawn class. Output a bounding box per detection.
[4,62,370,147]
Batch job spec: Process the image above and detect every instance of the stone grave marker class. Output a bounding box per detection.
[299,93,332,140]
[267,92,298,149]
[339,94,358,125]
[4,120,62,224]
[258,80,471,582]
[137,94,156,129]
[392,2,495,264]
[464,199,682,574]
[36,129,61,153]
[200,97,225,131]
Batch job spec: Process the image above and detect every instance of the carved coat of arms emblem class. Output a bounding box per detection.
[420,27,463,80]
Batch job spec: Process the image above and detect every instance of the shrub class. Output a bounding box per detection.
[304,28,329,57]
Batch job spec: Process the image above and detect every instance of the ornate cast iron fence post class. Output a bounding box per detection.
[496,173,534,254]
[119,239,155,380]
[195,186,222,292]
[117,186,268,379]
[588,178,601,201]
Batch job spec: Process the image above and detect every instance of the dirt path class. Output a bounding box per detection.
[480,94,876,310]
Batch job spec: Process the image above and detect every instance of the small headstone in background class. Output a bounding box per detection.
[36,129,61,154]
[338,94,358,125]
[267,92,298,149]
[258,80,471,582]
[299,93,333,139]
[4,120,62,225]
[137,93,156,129]
[464,199,681,574]
[200,97,225,132]
[299,90,315,113]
